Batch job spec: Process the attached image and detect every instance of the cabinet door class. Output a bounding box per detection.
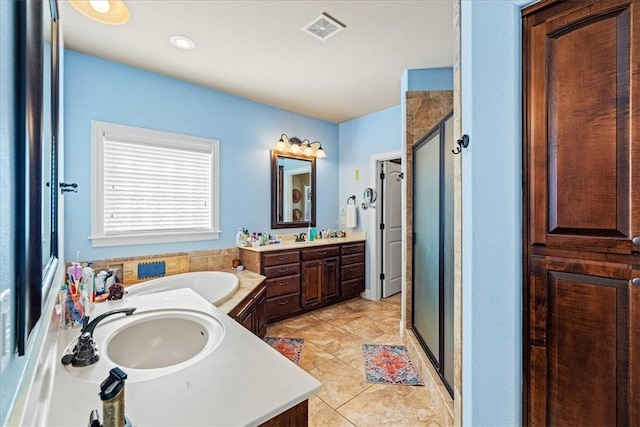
[301,260,322,308]
[322,257,340,301]
[526,0,640,254]
[254,286,267,338]
[236,299,254,333]
[528,256,635,426]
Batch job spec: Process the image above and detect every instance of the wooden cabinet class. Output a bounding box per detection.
[301,246,340,308]
[340,243,365,297]
[239,241,365,323]
[228,283,267,339]
[523,1,639,425]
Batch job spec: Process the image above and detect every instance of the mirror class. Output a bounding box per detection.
[16,0,60,355]
[271,151,316,229]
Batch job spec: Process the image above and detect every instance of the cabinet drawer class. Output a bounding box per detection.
[267,293,301,319]
[264,263,300,278]
[266,274,300,298]
[341,242,365,255]
[341,253,364,265]
[263,251,300,267]
[301,246,340,261]
[341,278,364,297]
[341,262,365,281]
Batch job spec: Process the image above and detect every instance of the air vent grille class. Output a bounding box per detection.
[302,13,345,41]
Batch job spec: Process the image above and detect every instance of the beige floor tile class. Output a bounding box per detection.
[313,304,366,327]
[338,384,443,427]
[299,341,335,371]
[274,312,321,330]
[296,322,349,346]
[308,396,355,427]
[340,316,386,341]
[309,358,372,409]
[371,333,406,346]
[377,316,403,336]
[265,323,302,338]
[320,333,368,371]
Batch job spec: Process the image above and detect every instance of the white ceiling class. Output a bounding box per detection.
[59,1,454,123]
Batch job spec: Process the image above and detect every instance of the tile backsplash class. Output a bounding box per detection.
[87,247,239,284]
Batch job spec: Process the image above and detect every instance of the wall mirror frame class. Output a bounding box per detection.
[16,0,60,355]
[271,150,316,229]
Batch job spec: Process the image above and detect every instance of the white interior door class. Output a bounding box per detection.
[382,160,402,298]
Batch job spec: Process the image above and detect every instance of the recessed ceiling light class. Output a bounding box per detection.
[170,35,196,50]
[69,0,129,25]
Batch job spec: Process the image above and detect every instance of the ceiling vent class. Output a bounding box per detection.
[302,13,345,41]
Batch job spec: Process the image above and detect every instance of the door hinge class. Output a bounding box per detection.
[379,223,385,230]
[380,171,385,180]
[380,273,385,280]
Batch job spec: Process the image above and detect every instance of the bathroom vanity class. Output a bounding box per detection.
[47,287,321,426]
[239,235,366,323]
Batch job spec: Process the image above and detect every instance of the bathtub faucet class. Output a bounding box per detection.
[61,308,137,367]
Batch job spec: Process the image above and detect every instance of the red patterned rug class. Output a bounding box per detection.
[263,337,304,365]
[362,344,423,386]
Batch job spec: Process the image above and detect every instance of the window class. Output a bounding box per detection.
[91,121,219,247]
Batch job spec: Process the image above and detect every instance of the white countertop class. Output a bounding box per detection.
[239,232,365,253]
[48,288,321,426]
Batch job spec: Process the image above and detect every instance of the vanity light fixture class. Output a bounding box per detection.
[273,134,327,158]
[69,0,130,25]
[169,35,196,50]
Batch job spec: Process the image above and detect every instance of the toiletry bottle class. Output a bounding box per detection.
[99,367,131,427]
[236,228,243,246]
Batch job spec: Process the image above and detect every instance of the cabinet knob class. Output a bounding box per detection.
[632,278,640,286]
[278,300,289,305]
[632,236,640,245]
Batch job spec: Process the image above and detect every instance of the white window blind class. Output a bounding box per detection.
[91,121,220,247]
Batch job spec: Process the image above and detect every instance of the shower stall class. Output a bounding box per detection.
[412,112,454,395]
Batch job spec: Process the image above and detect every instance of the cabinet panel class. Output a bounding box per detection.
[301,246,340,261]
[529,257,632,426]
[341,253,364,265]
[341,242,365,255]
[341,262,365,281]
[263,250,300,267]
[322,257,340,301]
[341,278,364,297]
[301,260,322,308]
[266,274,300,299]
[254,286,267,339]
[264,263,300,278]
[266,293,301,319]
[236,299,254,333]
[527,0,639,254]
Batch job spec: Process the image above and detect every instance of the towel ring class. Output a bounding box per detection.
[347,195,356,205]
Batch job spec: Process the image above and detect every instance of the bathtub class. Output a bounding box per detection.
[124,271,239,305]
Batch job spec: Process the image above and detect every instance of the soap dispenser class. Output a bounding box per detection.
[89,367,132,427]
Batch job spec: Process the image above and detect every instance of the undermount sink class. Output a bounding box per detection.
[63,307,225,383]
[106,312,224,370]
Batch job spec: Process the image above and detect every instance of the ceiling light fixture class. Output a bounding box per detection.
[69,0,129,25]
[273,134,327,158]
[169,35,196,50]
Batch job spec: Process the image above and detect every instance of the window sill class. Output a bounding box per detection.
[90,230,220,247]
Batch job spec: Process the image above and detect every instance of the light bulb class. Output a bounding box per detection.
[89,0,110,13]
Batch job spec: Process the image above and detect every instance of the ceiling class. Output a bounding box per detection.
[58,1,454,123]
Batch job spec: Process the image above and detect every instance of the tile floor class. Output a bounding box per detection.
[266,295,445,426]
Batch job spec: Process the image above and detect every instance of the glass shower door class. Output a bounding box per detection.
[412,113,454,394]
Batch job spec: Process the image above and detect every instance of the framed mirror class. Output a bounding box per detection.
[16,0,60,355]
[271,151,316,229]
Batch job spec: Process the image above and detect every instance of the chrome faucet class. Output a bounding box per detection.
[61,308,136,367]
[295,232,307,242]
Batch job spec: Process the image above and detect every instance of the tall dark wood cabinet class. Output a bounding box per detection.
[522,0,639,425]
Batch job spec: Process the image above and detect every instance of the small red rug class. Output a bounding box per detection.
[263,337,304,365]
[362,344,423,386]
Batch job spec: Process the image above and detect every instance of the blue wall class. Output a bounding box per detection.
[461,1,528,424]
[64,50,339,261]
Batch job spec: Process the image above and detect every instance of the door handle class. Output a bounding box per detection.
[632,236,640,245]
[632,278,640,286]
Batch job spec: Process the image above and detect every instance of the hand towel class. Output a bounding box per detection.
[346,204,357,228]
